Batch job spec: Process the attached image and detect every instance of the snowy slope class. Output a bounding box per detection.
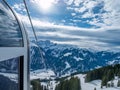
[76,74,120,90]
[30,69,56,80]
[30,69,57,90]
[30,70,120,90]
[0,72,18,82]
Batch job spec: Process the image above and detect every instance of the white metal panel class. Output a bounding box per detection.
[0,0,30,90]
[0,47,26,61]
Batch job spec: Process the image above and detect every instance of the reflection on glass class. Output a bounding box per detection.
[0,57,19,90]
[0,1,23,47]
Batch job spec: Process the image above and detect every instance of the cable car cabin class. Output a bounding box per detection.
[0,0,29,90]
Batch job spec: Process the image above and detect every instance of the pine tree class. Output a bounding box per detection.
[101,76,108,86]
[118,71,120,78]
[78,78,81,90]
[31,79,43,90]
[55,77,81,90]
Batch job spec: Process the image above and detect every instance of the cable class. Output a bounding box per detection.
[23,0,37,41]
[23,0,47,70]
[22,1,52,90]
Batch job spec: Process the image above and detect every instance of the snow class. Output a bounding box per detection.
[30,42,38,47]
[108,60,118,65]
[117,56,120,59]
[75,74,120,90]
[82,53,88,57]
[0,72,18,82]
[65,62,71,68]
[30,69,57,90]
[41,80,57,90]
[95,65,102,69]
[51,51,59,57]
[64,52,72,56]
[30,69,120,90]
[102,53,106,56]
[73,56,83,61]
[30,69,56,80]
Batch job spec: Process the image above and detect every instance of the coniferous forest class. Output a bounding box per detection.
[30,64,120,90]
[55,77,81,90]
[85,64,120,87]
[31,77,81,90]
[31,79,43,90]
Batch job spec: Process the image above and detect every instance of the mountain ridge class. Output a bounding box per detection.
[30,40,120,76]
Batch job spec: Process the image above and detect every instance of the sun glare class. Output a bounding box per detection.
[35,0,55,11]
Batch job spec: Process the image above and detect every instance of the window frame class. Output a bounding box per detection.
[0,56,24,90]
[0,0,24,47]
[0,0,30,90]
[19,56,24,90]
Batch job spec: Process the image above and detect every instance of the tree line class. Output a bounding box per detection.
[31,79,44,90]
[55,77,81,90]
[85,64,120,87]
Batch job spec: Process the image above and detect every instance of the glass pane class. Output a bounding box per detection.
[0,1,23,47]
[0,57,19,90]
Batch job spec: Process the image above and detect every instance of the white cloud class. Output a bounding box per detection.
[78,7,86,13]
[67,7,74,10]
[71,13,76,16]
[66,0,120,28]
[72,19,81,23]
[102,0,120,27]
[72,0,97,12]
[17,13,120,51]
[74,8,82,13]
[82,11,93,18]
[65,0,74,5]
[12,0,120,51]
[61,20,66,23]
[84,0,97,9]
[74,0,83,6]
[12,3,26,14]
[85,0,120,28]
[13,0,120,29]
[104,0,120,12]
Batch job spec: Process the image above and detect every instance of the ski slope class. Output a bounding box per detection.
[76,74,120,90]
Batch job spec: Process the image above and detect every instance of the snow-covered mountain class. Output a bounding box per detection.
[30,40,120,76]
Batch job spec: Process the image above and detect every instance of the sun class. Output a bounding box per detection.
[35,0,55,11]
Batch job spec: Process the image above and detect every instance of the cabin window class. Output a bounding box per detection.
[0,56,24,90]
[0,1,23,47]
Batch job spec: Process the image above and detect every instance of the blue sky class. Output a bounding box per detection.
[6,0,120,51]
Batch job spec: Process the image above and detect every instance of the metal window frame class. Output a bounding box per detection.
[19,56,24,90]
[0,0,24,47]
[0,0,30,90]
